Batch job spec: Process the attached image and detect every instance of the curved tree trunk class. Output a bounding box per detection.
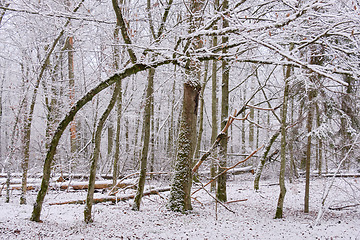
[30,59,174,222]
[84,83,120,223]
[254,129,280,190]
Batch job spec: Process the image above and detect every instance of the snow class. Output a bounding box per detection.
[0,175,359,239]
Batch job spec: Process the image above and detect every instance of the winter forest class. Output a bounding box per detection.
[0,0,359,239]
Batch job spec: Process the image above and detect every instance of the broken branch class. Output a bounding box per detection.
[192,145,264,195]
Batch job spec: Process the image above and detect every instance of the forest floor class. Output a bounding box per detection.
[0,174,359,239]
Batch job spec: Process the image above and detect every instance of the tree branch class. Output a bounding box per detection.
[112,0,137,63]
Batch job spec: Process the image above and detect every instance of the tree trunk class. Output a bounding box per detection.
[112,84,122,186]
[84,83,120,223]
[210,57,218,192]
[149,93,155,173]
[168,81,200,212]
[132,67,154,211]
[304,88,314,213]
[67,36,77,156]
[210,0,219,191]
[167,70,176,161]
[195,62,209,159]
[274,63,291,219]
[112,20,122,187]
[217,0,229,202]
[107,117,114,167]
[316,104,322,175]
[254,129,280,190]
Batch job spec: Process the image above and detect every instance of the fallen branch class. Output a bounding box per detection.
[49,187,171,205]
[225,199,248,204]
[329,203,360,211]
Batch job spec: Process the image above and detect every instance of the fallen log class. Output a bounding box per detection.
[199,166,254,176]
[70,181,113,190]
[57,180,135,190]
[2,184,36,191]
[49,187,171,205]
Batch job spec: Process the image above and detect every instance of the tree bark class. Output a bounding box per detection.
[168,81,200,212]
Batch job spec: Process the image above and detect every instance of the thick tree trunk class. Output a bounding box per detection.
[168,81,200,212]
[132,67,155,211]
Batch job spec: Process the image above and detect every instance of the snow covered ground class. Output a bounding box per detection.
[0,175,359,239]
